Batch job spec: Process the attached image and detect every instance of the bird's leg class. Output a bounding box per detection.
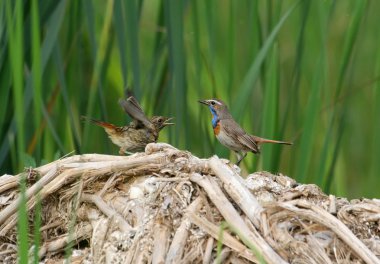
[119,147,133,155]
[235,151,247,166]
[119,148,126,155]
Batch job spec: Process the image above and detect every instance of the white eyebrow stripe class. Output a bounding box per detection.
[213,100,222,105]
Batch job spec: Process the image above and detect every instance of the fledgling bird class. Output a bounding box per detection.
[83,96,173,154]
[199,98,292,166]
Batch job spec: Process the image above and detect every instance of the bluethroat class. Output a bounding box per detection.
[82,96,174,154]
[199,99,292,166]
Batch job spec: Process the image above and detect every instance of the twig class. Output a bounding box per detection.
[0,175,19,193]
[209,157,263,228]
[44,152,170,195]
[152,220,171,264]
[40,220,63,232]
[180,243,203,263]
[329,195,336,214]
[90,217,110,263]
[37,223,92,258]
[187,211,256,263]
[152,177,190,182]
[279,200,380,264]
[0,167,58,226]
[190,173,287,264]
[203,237,214,264]
[212,247,231,264]
[166,197,203,264]
[97,173,117,197]
[81,194,134,234]
[2,144,379,263]
[132,240,145,264]
[145,143,178,154]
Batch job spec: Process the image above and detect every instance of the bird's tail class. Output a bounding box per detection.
[253,136,293,145]
[81,116,116,130]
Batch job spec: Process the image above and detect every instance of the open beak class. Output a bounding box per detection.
[163,117,175,126]
[198,99,209,106]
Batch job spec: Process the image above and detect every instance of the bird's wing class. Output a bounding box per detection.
[222,119,260,153]
[126,96,144,112]
[237,134,260,153]
[118,97,155,131]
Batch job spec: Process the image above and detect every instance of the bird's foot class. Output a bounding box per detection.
[235,152,247,166]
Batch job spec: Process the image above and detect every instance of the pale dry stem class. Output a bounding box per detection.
[0,143,378,263]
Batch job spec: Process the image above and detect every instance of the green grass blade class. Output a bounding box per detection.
[81,0,109,120]
[312,0,332,188]
[5,0,25,170]
[53,46,81,151]
[17,173,29,263]
[295,57,324,182]
[0,1,7,66]
[113,0,128,88]
[0,66,12,137]
[226,222,266,264]
[125,0,141,98]
[189,0,214,156]
[204,0,215,64]
[215,222,226,264]
[232,1,299,118]
[320,0,366,194]
[369,49,380,196]
[164,0,187,148]
[145,1,166,112]
[33,174,42,264]
[83,0,97,56]
[227,1,236,97]
[1,0,380,199]
[97,31,114,120]
[0,0,67,170]
[83,0,114,151]
[41,102,67,153]
[31,0,42,163]
[335,1,367,95]
[0,122,16,173]
[280,0,311,137]
[260,44,279,172]
[40,0,67,69]
[31,1,42,259]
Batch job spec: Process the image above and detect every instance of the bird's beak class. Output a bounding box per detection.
[198,99,209,106]
[163,117,175,126]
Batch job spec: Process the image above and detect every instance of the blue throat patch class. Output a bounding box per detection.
[209,106,219,128]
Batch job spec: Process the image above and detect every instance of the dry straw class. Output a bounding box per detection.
[0,143,379,263]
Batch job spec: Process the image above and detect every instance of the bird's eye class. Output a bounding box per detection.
[211,101,216,105]
[158,118,163,123]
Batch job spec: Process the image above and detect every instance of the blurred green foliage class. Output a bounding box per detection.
[1,0,379,198]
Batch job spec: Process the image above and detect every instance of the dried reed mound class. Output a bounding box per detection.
[0,143,379,263]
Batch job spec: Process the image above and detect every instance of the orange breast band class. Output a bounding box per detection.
[213,122,220,135]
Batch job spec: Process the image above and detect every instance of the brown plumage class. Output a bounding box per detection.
[199,98,292,165]
[83,96,173,154]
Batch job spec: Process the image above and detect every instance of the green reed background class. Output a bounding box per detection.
[1,0,380,199]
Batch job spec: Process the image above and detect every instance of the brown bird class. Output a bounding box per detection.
[199,98,292,165]
[83,96,173,154]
